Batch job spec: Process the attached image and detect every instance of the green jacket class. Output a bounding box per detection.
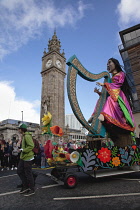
[20,132,34,161]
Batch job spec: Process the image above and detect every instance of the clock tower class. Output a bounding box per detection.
[40,31,66,130]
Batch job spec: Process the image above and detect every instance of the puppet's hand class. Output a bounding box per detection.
[94,87,101,96]
[96,82,104,86]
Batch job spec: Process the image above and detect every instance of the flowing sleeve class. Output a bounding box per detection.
[104,72,125,102]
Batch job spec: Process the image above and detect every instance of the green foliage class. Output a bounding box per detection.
[111,146,118,157]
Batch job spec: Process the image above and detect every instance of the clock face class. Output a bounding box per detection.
[56,60,62,68]
[46,59,52,68]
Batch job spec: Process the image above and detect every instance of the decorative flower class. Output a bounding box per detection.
[47,158,54,165]
[65,153,70,160]
[97,147,111,163]
[112,157,121,166]
[41,126,48,134]
[50,125,64,136]
[59,153,66,158]
[53,152,67,162]
[42,112,52,126]
[132,145,137,150]
[44,140,54,158]
[70,151,80,163]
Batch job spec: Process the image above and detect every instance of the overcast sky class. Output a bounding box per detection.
[0,0,140,124]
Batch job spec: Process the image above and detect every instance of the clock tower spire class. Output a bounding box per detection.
[48,29,61,52]
[40,31,66,131]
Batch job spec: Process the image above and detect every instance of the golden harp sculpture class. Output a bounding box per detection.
[67,55,111,138]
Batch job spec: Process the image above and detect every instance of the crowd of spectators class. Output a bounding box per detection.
[0,138,87,171]
[0,139,21,171]
[0,139,48,170]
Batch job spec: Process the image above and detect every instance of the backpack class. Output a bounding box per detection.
[32,138,40,155]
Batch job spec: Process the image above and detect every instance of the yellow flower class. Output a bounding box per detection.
[42,127,48,132]
[41,127,48,134]
[72,153,77,159]
[47,158,53,166]
[112,157,121,167]
[43,121,49,126]
[42,112,52,125]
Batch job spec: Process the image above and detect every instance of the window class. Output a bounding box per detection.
[123,29,140,47]
[122,51,128,60]
[136,29,140,37]
[132,92,138,100]
[124,33,131,42]
[131,31,137,39]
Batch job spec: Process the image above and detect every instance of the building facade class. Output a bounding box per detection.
[65,114,83,130]
[66,128,86,142]
[65,114,87,142]
[0,119,39,142]
[119,24,140,137]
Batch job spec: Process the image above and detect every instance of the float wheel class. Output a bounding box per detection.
[64,173,78,189]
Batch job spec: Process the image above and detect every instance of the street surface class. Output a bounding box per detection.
[0,167,140,210]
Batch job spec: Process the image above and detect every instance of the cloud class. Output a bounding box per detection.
[0,0,90,60]
[0,81,40,123]
[117,0,140,29]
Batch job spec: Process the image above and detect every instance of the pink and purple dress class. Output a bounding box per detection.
[101,71,135,132]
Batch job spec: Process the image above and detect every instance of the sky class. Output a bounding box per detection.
[0,0,140,124]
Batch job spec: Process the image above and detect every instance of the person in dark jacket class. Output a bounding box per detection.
[0,140,5,171]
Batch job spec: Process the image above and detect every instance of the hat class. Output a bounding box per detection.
[18,123,27,129]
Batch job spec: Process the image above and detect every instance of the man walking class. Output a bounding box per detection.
[17,123,35,196]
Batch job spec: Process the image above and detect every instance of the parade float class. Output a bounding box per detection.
[43,55,140,189]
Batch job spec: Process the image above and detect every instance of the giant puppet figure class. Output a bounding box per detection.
[67,55,135,147]
[92,58,135,146]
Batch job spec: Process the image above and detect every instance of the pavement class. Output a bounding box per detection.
[0,167,140,210]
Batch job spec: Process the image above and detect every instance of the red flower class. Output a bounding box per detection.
[50,125,64,136]
[44,140,54,158]
[97,147,111,163]
[132,145,137,150]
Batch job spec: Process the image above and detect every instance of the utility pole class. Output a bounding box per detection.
[21,111,23,122]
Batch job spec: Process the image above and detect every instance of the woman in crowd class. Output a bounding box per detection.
[11,142,20,170]
[0,140,5,171]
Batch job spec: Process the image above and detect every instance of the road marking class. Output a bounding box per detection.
[114,178,140,181]
[53,192,140,201]
[0,190,20,196]
[46,173,51,176]
[0,167,53,179]
[0,184,60,197]
[46,173,64,185]
[41,184,60,189]
[0,174,17,179]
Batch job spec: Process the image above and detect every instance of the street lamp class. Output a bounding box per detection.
[21,111,23,122]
